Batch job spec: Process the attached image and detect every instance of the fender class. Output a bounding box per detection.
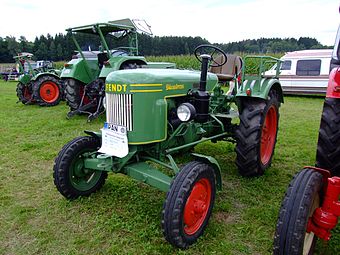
[326,67,340,98]
[191,153,222,190]
[237,78,284,103]
[32,72,60,82]
[84,130,102,138]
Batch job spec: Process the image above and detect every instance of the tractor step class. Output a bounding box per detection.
[214,109,239,119]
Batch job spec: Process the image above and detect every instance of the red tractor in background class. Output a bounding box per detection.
[273,24,340,254]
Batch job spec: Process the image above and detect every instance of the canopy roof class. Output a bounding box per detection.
[66,19,136,35]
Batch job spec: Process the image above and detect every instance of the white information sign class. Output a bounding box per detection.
[98,123,129,158]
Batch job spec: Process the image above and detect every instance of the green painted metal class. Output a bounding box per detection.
[237,55,283,101]
[191,153,222,191]
[69,51,283,193]
[61,58,99,84]
[105,68,218,144]
[14,53,61,85]
[61,19,175,84]
[124,162,172,192]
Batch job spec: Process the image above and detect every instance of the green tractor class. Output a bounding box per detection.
[53,45,283,248]
[62,18,175,121]
[15,53,63,106]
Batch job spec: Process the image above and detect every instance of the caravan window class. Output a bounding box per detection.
[296,60,321,76]
[281,60,291,70]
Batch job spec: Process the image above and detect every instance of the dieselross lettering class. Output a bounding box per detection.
[166,84,185,90]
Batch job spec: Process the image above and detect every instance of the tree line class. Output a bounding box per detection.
[0,33,331,63]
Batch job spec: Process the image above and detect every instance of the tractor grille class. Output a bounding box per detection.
[106,93,133,131]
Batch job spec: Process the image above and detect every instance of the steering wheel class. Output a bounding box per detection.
[194,44,227,67]
[112,48,129,57]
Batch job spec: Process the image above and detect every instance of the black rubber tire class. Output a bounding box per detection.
[53,136,108,200]
[235,90,280,176]
[162,161,216,249]
[64,78,85,111]
[16,82,32,104]
[273,168,323,255]
[316,98,340,176]
[32,75,62,106]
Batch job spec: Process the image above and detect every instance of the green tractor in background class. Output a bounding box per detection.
[15,53,63,106]
[53,45,283,248]
[62,18,175,121]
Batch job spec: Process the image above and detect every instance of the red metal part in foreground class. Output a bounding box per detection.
[306,168,340,241]
[326,67,340,98]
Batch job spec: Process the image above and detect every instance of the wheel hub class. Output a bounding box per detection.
[40,81,59,103]
[183,178,211,235]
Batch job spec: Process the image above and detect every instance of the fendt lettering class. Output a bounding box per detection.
[106,83,127,93]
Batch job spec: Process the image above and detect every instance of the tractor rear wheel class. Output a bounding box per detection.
[273,168,323,255]
[53,136,108,200]
[316,98,340,176]
[235,90,280,176]
[65,78,87,111]
[32,75,62,106]
[162,161,216,249]
[16,82,33,104]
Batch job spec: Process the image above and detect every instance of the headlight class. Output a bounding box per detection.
[177,103,196,122]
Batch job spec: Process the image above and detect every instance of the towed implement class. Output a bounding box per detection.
[54,45,283,248]
[15,53,63,106]
[62,18,175,121]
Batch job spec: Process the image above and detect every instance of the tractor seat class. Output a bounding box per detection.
[210,54,243,82]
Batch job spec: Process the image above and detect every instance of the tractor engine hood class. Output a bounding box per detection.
[104,68,218,145]
[105,68,218,95]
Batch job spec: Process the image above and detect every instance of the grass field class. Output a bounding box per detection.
[0,80,340,255]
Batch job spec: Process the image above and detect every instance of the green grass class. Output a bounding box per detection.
[0,80,339,255]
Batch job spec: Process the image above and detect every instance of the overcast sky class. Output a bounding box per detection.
[1,0,339,46]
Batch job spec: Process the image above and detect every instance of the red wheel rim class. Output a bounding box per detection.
[79,85,91,105]
[260,105,278,165]
[183,178,212,235]
[23,87,31,100]
[39,81,59,103]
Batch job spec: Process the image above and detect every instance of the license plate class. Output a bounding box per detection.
[98,123,128,158]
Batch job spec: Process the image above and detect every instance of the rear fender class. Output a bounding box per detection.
[326,67,340,98]
[61,58,99,84]
[191,153,222,190]
[32,72,60,82]
[237,78,283,103]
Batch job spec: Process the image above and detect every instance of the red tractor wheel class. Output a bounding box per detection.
[316,98,340,176]
[162,161,216,249]
[235,89,280,176]
[273,168,323,255]
[16,82,33,104]
[33,75,62,106]
[261,104,278,165]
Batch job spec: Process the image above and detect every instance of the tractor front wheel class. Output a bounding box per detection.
[162,161,216,249]
[316,98,340,176]
[16,82,33,104]
[53,136,108,200]
[235,90,280,176]
[273,168,323,255]
[33,75,62,106]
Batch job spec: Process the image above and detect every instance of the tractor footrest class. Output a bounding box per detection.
[215,110,239,119]
[124,162,172,192]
